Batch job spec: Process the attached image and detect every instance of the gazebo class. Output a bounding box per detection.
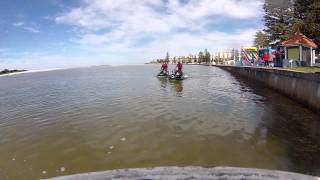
[282,32,318,66]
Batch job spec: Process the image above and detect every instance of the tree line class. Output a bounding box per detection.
[197,49,211,64]
[151,50,212,64]
[254,0,320,48]
[0,69,26,75]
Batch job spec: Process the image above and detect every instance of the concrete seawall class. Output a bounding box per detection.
[216,65,320,113]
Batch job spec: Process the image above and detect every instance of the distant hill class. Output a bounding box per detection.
[0,69,27,75]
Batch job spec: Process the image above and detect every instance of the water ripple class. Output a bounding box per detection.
[0,65,320,179]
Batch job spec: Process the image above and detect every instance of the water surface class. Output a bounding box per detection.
[0,65,319,179]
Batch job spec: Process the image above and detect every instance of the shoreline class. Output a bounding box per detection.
[0,71,28,77]
[0,64,147,77]
[0,68,64,77]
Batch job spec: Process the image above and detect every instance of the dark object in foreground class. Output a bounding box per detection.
[48,166,318,180]
[0,69,26,75]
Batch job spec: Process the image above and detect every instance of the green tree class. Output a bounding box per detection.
[293,0,320,45]
[198,51,204,64]
[263,0,294,44]
[173,57,177,64]
[254,31,269,48]
[204,49,211,63]
[193,56,197,63]
[187,57,192,64]
[165,52,170,63]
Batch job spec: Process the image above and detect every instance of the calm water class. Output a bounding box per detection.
[0,65,320,179]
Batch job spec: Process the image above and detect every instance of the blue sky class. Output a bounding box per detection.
[0,0,264,70]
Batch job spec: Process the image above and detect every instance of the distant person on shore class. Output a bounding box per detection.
[263,52,269,67]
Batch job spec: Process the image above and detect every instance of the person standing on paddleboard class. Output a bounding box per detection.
[176,62,182,73]
[161,62,168,74]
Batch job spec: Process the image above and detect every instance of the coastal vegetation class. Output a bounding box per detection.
[148,49,212,64]
[198,49,211,64]
[0,69,26,75]
[254,0,320,47]
[254,31,268,48]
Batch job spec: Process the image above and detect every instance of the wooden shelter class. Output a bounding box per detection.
[282,32,318,66]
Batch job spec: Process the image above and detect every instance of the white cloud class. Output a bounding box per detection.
[55,0,263,48]
[22,26,40,33]
[12,22,41,33]
[0,0,263,69]
[56,0,263,31]
[69,29,257,65]
[12,22,25,27]
[131,29,258,61]
[57,0,262,56]
[0,29,257,69]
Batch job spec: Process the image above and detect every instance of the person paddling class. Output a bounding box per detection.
[175,61,183,76]
[161,62,168,74]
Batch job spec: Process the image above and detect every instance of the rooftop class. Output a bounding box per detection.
[282,32,318,48]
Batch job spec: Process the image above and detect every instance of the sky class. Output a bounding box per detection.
[0,0,264,70]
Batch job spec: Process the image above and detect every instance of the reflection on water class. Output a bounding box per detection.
[232,74,320,176]
[0,65,320,179]
[158,77,168,88]
[172,81,183,93]
[158,77,183,93]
